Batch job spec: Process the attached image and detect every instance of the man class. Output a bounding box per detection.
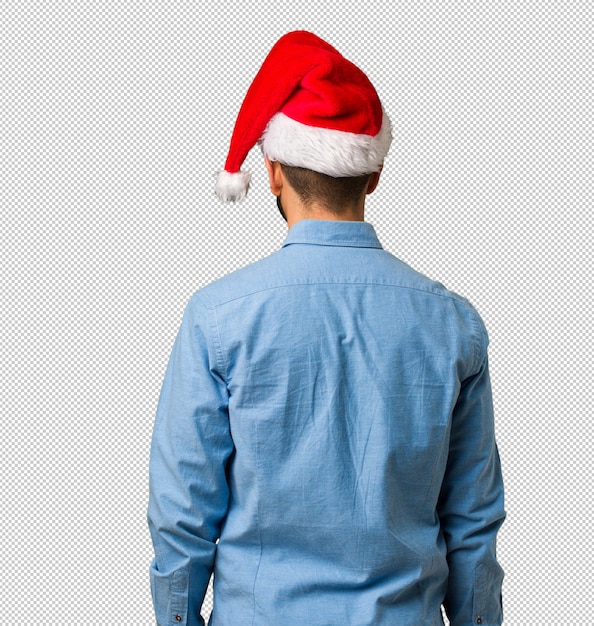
[148,31,505,626]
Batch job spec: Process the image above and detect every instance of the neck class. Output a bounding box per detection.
[287,207,364,229]
[281,188,365,229]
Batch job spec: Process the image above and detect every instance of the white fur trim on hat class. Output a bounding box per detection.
[260,109,392,176]
[215,169,252,202]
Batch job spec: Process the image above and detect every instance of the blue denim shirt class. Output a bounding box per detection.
[148,220,505,626]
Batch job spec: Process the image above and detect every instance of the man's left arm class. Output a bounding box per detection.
[148,294,232,626]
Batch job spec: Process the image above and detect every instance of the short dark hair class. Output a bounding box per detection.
[279,164,371,214]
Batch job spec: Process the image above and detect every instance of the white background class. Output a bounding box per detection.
[1,2,592,624]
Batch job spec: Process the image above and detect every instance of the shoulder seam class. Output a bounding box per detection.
[200,280,470,309]
[191,291,229,381]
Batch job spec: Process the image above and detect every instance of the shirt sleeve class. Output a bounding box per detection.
[147,294,233,626]
[438,338,506,626]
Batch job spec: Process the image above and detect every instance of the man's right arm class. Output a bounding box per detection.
[438,348,506,626]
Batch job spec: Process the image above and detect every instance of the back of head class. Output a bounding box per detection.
[279,164,372,215]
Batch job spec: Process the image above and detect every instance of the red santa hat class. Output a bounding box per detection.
[215,30,392,202]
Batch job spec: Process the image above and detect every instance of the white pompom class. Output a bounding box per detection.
[215,170,251,202]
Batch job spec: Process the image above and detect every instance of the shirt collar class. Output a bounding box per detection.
[282,220,383,249]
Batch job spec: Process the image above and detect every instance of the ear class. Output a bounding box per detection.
[365,167,382,195]
[265,156,283,196]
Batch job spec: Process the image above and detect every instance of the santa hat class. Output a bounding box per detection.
[215,31,392,202]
